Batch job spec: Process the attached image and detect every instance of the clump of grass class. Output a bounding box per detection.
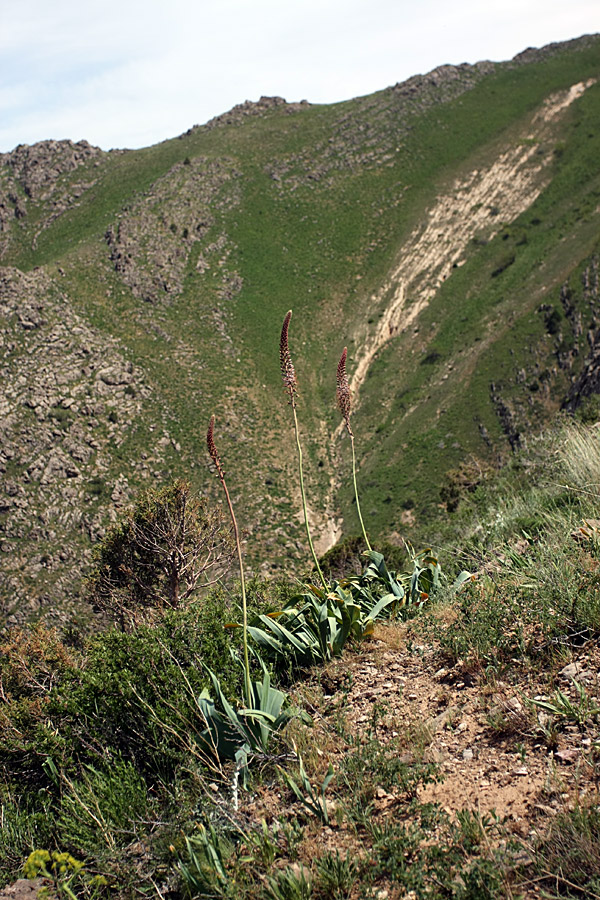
[279,310,327,590]
[531,803,600,897]
[556,421,600,496]
[336,346,372,552]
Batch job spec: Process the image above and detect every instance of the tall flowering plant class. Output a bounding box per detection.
[336,347,372,552]
[207,415,251,706]
[280,311,327,589]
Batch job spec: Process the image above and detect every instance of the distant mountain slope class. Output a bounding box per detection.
[1,34,599,625]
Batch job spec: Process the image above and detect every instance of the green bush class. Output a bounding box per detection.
[0,597,256,797]
[56,599,250,778]
[57,758,151,855]
[0,590,273,890]
[0,786,53,887]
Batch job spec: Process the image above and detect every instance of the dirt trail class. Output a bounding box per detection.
[286,625,600,840]
[239,625,600,900]
[317,632,549,828]
[348,79,596,407]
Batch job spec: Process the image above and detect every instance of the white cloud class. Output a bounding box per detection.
[0,0,597,151]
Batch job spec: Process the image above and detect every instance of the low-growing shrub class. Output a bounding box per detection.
[0,592,261,795]
[88,479,234,629]
[52,599,250,777]
[0,787,53,887]
[0,624,79,702]
[57,758,152,856]
[420,575,528,670]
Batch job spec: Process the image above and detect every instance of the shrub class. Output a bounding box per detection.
[318,536,368,579]
[0,624,79,702]
[58,599,248,778]
[87,479,234,628]
[440,459,490,513]
[57,758,152,855]
[0,786,53,887]
[0,593,254,797]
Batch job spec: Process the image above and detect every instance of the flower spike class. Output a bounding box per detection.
[207,415,225,479]
[336,347,353,437]
[280,310,298,407]
[278,310,327,589]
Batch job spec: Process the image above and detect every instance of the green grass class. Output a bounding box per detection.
[2,34,600,618]
[2,421,600,895]
[532,805,600,897]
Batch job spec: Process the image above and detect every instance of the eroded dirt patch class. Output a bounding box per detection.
[348,79,597,407]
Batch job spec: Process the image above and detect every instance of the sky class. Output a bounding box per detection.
[0,0,598,153]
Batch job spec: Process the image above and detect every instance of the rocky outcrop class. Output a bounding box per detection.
[0,265,177,628]
[511,34,599,66]
[2,139,104,201]
[389,60,496,99]
[105,156,242,306]
[0,139,107,257]
[186,96,310,134]
[483,256,600,447]
[562,258,600,411]
[490,383,522,451]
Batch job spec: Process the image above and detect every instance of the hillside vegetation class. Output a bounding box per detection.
[1,35,599,621]
[2,419,600,898]
[2,35,600,897]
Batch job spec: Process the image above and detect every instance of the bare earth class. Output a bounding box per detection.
[245,621,600,898]
[0,881,47,900]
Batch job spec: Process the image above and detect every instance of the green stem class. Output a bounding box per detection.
[351,434,372,552]
[292,405,328,590]
[219,477,251,707]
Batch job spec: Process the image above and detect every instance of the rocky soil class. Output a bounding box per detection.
[308,627,599,829]
[0,880,46,900]
[0,266,177,627]
[105,155,242,306]
[242,622,600,899]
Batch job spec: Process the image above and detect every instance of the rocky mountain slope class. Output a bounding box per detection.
[1,34,599,624]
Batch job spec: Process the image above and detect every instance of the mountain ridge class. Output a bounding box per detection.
[1,33,600,626]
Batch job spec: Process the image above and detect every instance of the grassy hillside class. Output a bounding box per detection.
[2,35,600,896]
[2,421,600,897]
[0,34,599,619]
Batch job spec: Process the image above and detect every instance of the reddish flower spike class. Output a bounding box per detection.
[280,310,298,407]
[336,347,353,436]
[207,415,225,478]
